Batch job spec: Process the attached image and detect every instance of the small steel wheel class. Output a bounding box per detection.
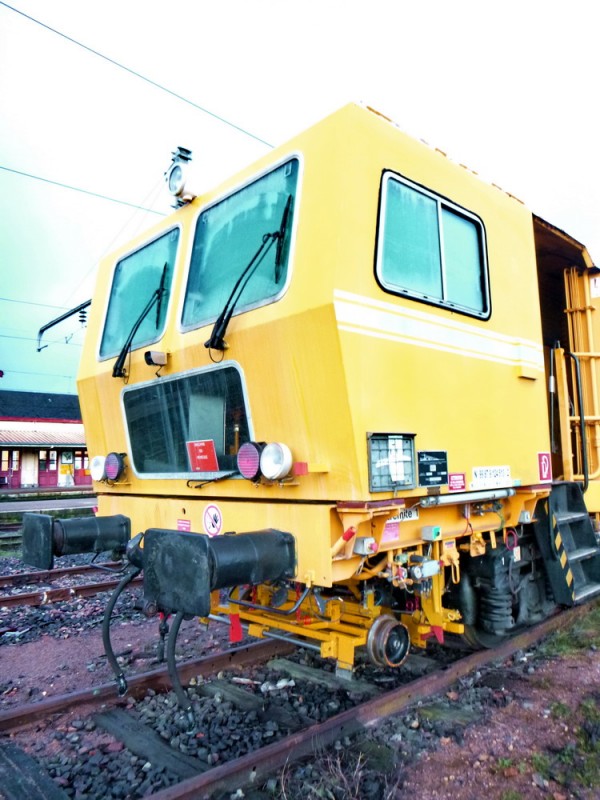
[366,614,410,668]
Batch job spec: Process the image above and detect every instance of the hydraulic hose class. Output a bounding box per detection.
[156,613,170,663]
[102,565,142,695]
[166,610,196,732]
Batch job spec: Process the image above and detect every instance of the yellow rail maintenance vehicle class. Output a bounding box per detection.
[25,103,600,697]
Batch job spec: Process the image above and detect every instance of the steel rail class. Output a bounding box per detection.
[0,639,293,732]
[0,575,143,608]
[146,603,595,800]
[0,563,123,589]
[0,603,594,798]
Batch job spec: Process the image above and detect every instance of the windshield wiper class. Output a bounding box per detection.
[204,196,293,353]
[186,469,239,489]
[274,194,292,283]
[113,264,167,378]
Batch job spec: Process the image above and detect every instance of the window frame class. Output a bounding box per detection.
[179,154,302,333]
[375,171,490,320]
[121,361,255,480]
[98,224,181,361]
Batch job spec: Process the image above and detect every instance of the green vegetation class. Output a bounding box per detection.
[524,696,600,792]
[278,751,400,800]
[549,700,570,719]
[538,602,600,656]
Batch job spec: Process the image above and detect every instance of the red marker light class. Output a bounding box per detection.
[237,442,265,481]
[105,452,126,481]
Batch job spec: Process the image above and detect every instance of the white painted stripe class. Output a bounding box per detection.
[334,289,544,371]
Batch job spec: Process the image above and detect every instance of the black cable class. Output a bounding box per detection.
[0,2,273,148]
[0,165,165,215]
[166,611,196,732]
[0,296,73,310]
[101,565,142,696]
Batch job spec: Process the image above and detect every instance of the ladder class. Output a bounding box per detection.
[555,267,600,486]
[534,481,600,605]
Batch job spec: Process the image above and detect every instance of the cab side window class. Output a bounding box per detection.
[376,173,489,319]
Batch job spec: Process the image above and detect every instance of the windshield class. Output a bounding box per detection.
[122,364,251,477]
[182,159,299,330]
[100,228,179,358]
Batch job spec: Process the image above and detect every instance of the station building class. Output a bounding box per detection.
[0,391,92,490]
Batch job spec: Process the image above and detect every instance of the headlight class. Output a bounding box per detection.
[90,455,106,482]
[167,163,186,196]
[260,442,293,481]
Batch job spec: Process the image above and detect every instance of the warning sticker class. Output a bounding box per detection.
[203,504,222,536]
[448,473,466,492]
[187,440,219,472]
[538,452,552,482]
[382,507,419,542]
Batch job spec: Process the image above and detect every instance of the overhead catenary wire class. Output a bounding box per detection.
[0,333,82,346]
[0,165,165,215]
[2,367,79,379]
[0,297,75,310]
[0,2,276,393]
[64,176,168,307]
[0,1,274,149]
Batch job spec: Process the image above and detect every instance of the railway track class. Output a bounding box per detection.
[0,604,592,800]
[0,563,139,609]
[0,524,22,553]
[0,573,142,609]
[0,562,124,590]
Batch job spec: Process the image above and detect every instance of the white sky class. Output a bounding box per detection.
[1,0,598,394]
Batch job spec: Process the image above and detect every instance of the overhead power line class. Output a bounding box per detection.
[1,2,274,149]
[0,165,165,215]
[1,367,77,379]
[0,296,73,310]
[0,333,82,346]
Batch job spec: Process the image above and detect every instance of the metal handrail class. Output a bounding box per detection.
[565,350,589,492]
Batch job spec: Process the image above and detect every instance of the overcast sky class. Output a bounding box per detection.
[1,0,598,395]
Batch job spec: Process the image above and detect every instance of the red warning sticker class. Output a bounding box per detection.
[186,440,219,472]
[448,473,466,492]
[538,452,552,482]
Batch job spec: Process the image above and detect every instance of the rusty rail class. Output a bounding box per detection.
[0,639,293,731]
[0,563,123,590]
[147,604,594,800]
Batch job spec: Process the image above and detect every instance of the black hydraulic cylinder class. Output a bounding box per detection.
[22,512,131,570]
[142,528,296,618]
